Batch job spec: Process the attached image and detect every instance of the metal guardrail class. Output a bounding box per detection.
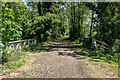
[6,39,36,53]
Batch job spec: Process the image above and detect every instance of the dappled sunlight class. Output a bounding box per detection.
[1,2,119,78]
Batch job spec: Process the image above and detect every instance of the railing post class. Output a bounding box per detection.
[32,40,34,44]
[12,44,15,52]
[23,42,26,45]
[20,42,21,53]
[16,43,19,51]
[28,41,30,45]
[8,44,11,53]
[34,39,36,44]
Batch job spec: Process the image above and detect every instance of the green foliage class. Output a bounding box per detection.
[2,2,69,43]
[1,2,119,65]
[3,51,26,62]
[2,2,27,42]
[69,2,120,63]
[2,70,12,75]
[2,21,22,42]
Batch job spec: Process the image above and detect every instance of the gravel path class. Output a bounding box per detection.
[1,37,88,78]
[1,37,118,78]
[20,51,87,78]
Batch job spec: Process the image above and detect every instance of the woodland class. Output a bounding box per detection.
[1,2,120,66]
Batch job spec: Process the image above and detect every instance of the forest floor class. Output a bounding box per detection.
[0,37,118,78]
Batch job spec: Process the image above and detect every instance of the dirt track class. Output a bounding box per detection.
[1,37,118,78]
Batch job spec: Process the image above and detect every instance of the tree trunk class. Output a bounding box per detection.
[37,1,42,16]
[73,3,76,38]
[78,3,81,40]
[89,10,94,43]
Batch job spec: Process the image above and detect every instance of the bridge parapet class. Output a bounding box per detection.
[6,39,36,53]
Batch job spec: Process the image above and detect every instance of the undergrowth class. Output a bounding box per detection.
[1,43,41,75]
[73,40,118,76]
[72,40,118,64]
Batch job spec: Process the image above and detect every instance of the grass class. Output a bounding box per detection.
[72,41,118,64]
[2,59,26,75]
[7,59,26,69]
[2,51,28,64]
[2,43,41,75]
[73,41,119,76]
[2,51,27,75]
[2,70,12,75]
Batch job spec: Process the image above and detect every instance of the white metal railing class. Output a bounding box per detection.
[6,39,36,53]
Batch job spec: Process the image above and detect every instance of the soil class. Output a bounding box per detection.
[0,37,118,78]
